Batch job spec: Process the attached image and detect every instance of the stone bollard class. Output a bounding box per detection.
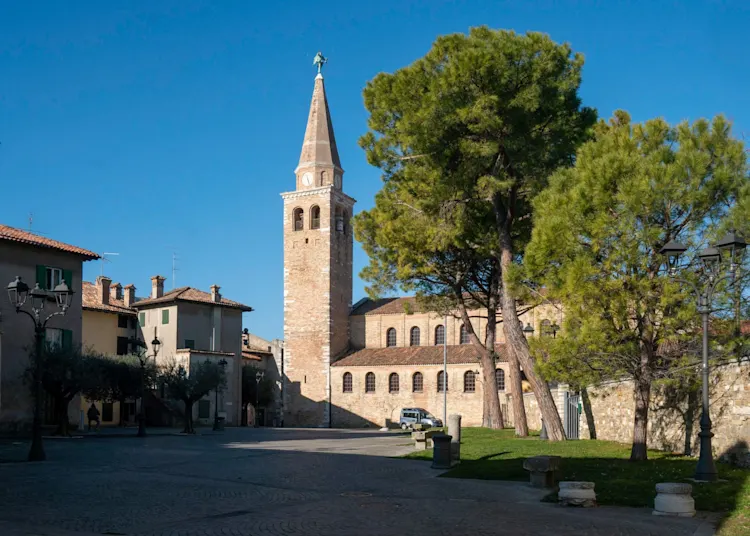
[558,481,596,507]
[522,455,561,488]
[431,434,453,469]
[448,414,462,464]
[653,483,695,517]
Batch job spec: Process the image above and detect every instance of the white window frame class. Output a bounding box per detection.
[46,267,62,290]
[46,328,63,349]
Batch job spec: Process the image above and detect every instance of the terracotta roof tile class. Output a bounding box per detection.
[331,344,508,367]
[81,282,136,315]
[0,224,99,260]
[133,287,253,311]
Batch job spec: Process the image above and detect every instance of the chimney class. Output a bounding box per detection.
[110,282,123,302]
[151,275,166,299]
[210,284,221,303]
[96,276,111,305]
[123,284,136,308]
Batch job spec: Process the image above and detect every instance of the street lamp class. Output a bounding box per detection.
[522,323,535,336]
[255,370,265,427]
[213,358,228,431]
[129,336,161,437]
[6,276,73,462]
[659,231,746,481]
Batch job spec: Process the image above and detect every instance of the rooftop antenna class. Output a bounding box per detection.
[172,252,179,289]
[27,213,47,235]
[101,252,120,277]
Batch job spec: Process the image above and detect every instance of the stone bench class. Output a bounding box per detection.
[412,430,438,450]
[522,455,561,488]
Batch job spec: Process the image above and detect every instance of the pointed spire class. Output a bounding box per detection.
[297,72,342,171]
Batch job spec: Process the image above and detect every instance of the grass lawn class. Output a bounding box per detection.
[405,427,749,535]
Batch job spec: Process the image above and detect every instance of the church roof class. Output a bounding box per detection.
[350,297,423,316]
[298,74,342,171]
[331,344,509,367]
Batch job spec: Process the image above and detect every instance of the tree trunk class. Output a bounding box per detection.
[479,350,504,429]
[53,396,71,437]
[498,228,565,441]
[581,387,597,439]
[630,372,651,461]
[118,397,127,427]
[183,401,194,434]
[456,290,504,430]
[506,347,528,436]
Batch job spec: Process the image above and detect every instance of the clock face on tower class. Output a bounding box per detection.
[334,173,342,189]
[301,172,313,187]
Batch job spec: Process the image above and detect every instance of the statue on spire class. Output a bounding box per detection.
[313,51,327,75]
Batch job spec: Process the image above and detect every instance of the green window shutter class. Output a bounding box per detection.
[162,309,169,325]
[63,269,73,290]
[62,330,73,351]
[36,265,47,289]
[139,312,146,327]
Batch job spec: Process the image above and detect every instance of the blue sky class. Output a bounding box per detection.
[1,1,748,340]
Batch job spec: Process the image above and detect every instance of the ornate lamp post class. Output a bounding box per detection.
[660,231,746,481]
[7,276,73,462]
[213,358,228,431]
[130,336,161,437]
[522,323,535,337]
[255,370,265,427]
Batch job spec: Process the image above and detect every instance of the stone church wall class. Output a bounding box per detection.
[330,363,512,428]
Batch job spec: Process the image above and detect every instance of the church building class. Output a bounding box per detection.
[281,60,559,428]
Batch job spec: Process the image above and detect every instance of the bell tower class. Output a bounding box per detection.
[281,54,355,427]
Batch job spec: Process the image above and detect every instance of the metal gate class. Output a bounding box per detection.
[563,392,580,439]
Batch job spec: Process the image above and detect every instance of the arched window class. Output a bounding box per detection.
[496,369,505,391]
[335,206,344,233]
[464,370,476,392]
[540,319,552,337]
[389,373,399,393]
[310,205,321,230]
[460,324,470,344]
[293,208,304,231]
[437,370,448,392]
[386,328,397,347]
[409,326,421,346]
[342,372,352,393]
[434,324,445,345]
[365,372,376,393]
[412,372,423,392]
[320,170,328,186]
[342,210,349,234]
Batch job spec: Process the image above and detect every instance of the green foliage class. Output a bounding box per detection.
[80,354,158,404]
[405,427,749,515]
[161,359,227,405]
[241,366,273,408]
[26,344,105,435]
[525,112,748,385]
[161,359,227,433]
[355,27,596,300]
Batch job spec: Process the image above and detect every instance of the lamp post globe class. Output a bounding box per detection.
[7,276,29,308]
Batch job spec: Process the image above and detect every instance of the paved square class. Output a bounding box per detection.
[0,429,711,535]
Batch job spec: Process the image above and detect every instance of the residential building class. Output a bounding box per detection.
[80,276,140,426]
[0,224,99,431]
[133,277,252,426]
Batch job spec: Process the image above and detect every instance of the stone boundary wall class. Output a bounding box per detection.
[506,360,749,466]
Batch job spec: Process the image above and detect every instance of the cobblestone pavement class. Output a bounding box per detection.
[0,428,713,536]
